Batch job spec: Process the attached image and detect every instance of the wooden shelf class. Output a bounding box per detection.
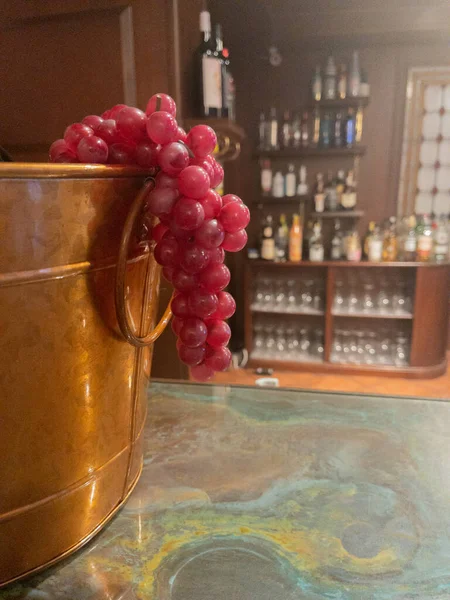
[332,311,413,320]
[256,195,309,204]
[309,97,370,109]
[251,307,325,316]
[254,146,366,159]
[247,260,449,268]
[311,210,364,218]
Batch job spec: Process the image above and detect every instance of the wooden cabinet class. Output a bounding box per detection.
[245,261,450,378]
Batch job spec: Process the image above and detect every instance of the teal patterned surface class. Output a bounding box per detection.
[2,382,450,599]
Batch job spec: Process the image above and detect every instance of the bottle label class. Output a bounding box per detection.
[289,236,302,262]
[263,227,273,237]
[285,174,296,197]
[331,244,342,260]
[261,238,275,260]
[436,231,449,244]
[404,238,417,252]
[261,170,272,193]
[314,193,325,212]
[310,245,324,261]
[202,57,222,109]
[368,239,383,262]
[434,244,449,256]
[341,192,356,209]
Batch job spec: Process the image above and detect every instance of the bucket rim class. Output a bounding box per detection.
[0,162,155,179]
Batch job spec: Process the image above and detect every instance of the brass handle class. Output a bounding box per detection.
[115,178,172,347]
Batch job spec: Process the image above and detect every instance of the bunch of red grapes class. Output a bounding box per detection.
[49,94,249,382]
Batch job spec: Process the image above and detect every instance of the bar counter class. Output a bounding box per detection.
[2,381,450,599]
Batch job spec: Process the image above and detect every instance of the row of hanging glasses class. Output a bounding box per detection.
[252,319,324,362]
[330,327,410,366]
[333,270,413,315]
[252,275,325,314]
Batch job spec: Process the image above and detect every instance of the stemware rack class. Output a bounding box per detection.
[245,260,450,378]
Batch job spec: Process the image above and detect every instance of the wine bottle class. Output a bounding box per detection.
[261,215,275,261]
[196,10,222,117]
[215,24,226,118]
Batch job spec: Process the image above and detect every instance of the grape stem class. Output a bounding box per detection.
[179,140,195,158]
[155,95,162,111]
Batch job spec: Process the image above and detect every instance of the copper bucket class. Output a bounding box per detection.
[0,163,172,586]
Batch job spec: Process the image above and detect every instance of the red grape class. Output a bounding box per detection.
[108,143,136,164]
[96,119,120,145]
[207,319,231,348]
[106,104,128,120]
[219,200,250,233]
[179,242,210,273]
[116,106,147,142]
[178,166,210,198]
[221,229,248,252]
[49,139,77,163]
[204,346,232,371]
[146,111,178,145]
[222,193,243,207]
[177,126,187,142]
[151,222,168,243]
[171,294,191,319]
[158,142,189,176]
[155,171,178,189]
[198,263,230,292]
[76,136,108,163]
[210,159,224,188]
[135,141,159,168]
[199,189,222,219]
[179,317,207,347]
[172,269,198,293]
[146,187,179,219]
[162,266,174,282]
[188,289,218,319]
[171,316,184,336]
[190,363,215,382]
[82,115,104,129]
[195,219,225,249]
[190,157,214,181]
[208,247,225,264]
[145,93,176,117]
[178,344,206,366]
[212,291,236,319]
[64,123,93,150]
[154,236,179,267]
[173,197,205,231]
[168,219,193,242]
[186,124,217,158]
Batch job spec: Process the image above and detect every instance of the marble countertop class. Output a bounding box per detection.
[2,382,450,599]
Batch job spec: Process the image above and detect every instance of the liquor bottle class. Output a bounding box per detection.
[324,56,337,100]
[314,172,325,213]
[345,108,355,146]
[321,112,331,148]
[355,107,363,143]
[261,214,275,261]
[434,214,449,261]
[331,219,344,260]
[260,159,272,195]
[340,170,357,210]
[360,69,370,97]
[285,163,296,197]
[325,170,338,211]
[416,214,433,261]
[297,165,308,195]
[346,229,362,262]
[382,217,398,262]
[309,220,325,262]
[368,224,383,262]
[338,64,347,99]
[281,110,292,148]
[196,10,222,117]
[349,50,361,97]
[289,214,303,262]
[335,169,346,205]
[363,221,375,258]
[259,112,267,149]
[334,112,343,147]
[300,111,309,147]
[269,107,279,149]
[275,214,289,261]
[402,215,417,261]
[291,112,301,148]
[214,24,226,118]
[312,65,322,101]
[272,171,285,198]
[311,107,320,147]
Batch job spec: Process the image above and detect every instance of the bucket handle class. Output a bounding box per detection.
[115,178,172,347]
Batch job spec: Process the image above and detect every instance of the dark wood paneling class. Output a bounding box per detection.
[411,266,450,367]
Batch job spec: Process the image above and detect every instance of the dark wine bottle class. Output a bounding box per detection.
[195,10,222,117]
